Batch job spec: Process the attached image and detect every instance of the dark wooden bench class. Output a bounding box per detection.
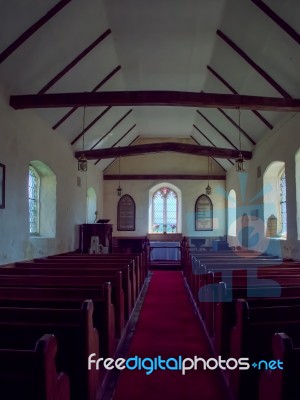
[0,283,115,358]
[0,300,98,400]
[215,296,300,358]
[0,269,125,337]
[188,258,289,303]
[17,260,136,315]
[258,332,300,400]
[40,254,142,295]
[229,299,300,400]
[0,333,70,400]
[12,262,132,320]
[198,266,300,335]
[47,253,147,288]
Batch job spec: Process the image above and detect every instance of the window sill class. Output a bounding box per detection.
[266,236,287,240]
[29,235,55,239]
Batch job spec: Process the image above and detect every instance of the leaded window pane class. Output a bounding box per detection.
[152,187,177,232]
[279,172,287,234]
[28,167,39,234]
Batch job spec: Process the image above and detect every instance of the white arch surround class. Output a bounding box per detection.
[263,161,286,238]
[29,160,56,238]
[148,182,182,233]
[87,187,97,223]
[228,189,237,237]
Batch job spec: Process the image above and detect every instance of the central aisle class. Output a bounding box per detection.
[112,271,229,400]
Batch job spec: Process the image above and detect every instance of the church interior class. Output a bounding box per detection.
[0,1,300,399]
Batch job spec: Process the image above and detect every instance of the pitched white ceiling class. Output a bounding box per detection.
[0,0,299,171]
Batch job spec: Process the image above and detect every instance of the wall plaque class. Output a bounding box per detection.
[117,194,135,231]
[195,194,213,231]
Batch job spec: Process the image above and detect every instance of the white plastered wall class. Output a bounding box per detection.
[226,113,300,259]
[0,84,103,264]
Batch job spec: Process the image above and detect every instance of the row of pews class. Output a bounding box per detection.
[0,251,148,400]
[182,247,300,400]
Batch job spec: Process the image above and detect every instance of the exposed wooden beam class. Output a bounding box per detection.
[216,30,291,99]
[0,0,72,64]
[196,110,238,149]
[11,90,300,111]
[52,65,121,129]
[191,128,234,166]
[71,106,112,145]
[190,135,227,171]
[217,108,256,145]
[91,109,133,150]
[101,135,140,169]
[104,174,226,181]
[75,142,252,160]
[251,0,300,46]
[207,65,273,129]
[94,124,137,164]
[111,124,137,148]
[38,29,111,93]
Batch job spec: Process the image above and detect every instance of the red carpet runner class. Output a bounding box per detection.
[112,271,228,400]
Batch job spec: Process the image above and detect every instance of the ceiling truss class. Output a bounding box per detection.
[10,91,300,111]
[75,142,252,160]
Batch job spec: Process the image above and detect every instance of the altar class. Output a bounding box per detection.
[150,241,181,261]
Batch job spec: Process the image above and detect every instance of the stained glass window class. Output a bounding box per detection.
[152,187,177,233]
[279,171,287,234]
[28,166,40,234]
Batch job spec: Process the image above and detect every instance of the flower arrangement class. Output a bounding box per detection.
[170,223,176,233]
[153,223,160,232]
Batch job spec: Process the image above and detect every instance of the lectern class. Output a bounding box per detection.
[79,224,113,253]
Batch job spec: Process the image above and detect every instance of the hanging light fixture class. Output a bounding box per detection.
[205,156,212,195]
[116,156,122,196]
[78,106,88,172]
[235,108,245,172]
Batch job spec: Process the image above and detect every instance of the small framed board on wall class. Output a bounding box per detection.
[195,194,213,231]
[117,194,135,231]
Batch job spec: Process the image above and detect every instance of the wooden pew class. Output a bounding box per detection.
[0,283,115,358]
[0,300,98,400]
[14,261,133,319]
[215,296,300,358]
[203,277,300,337]
[196,264,300,329]
[188,257,285,299]
[47,253,147,287]
[43,254,144,294]
[0,264,133,320]
[0,269,125,337]
[0,334,70,400]
[259,332,300,400]
[229,299,300,400]
[18,260,137,312]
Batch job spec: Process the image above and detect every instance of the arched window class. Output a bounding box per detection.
[263,161,286,238]
[152,187,177,233]
[279,170,287,235]
[28,161,57,238]
[28,166,40,234]
[228,189,237,236]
